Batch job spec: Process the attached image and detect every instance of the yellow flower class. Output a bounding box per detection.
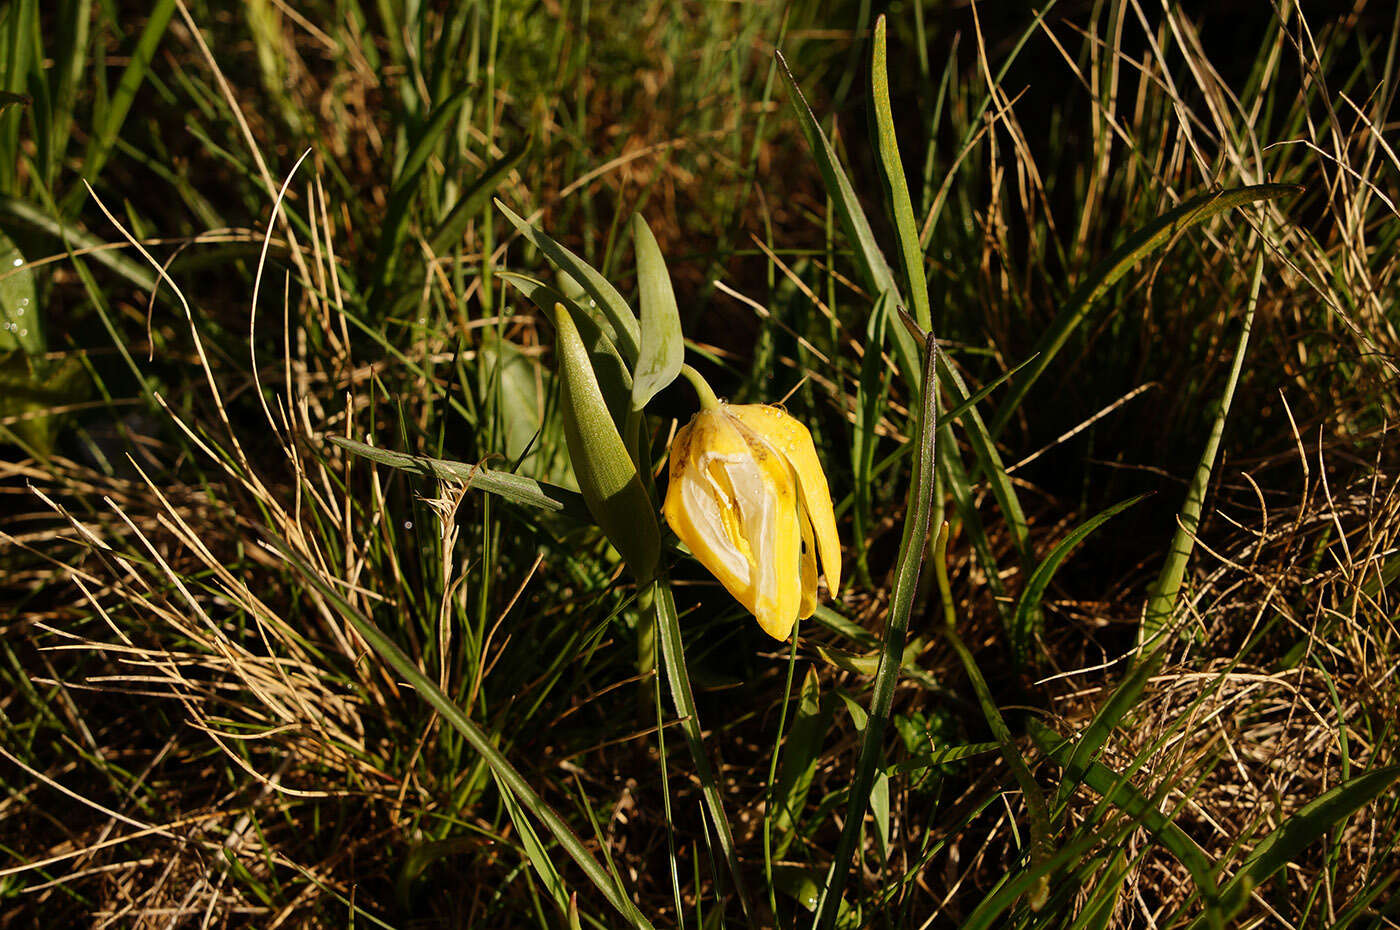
[663,402,841,640]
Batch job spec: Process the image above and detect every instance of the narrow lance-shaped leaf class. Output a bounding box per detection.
[327,435,591,520]
[497,200,641,361]
[1141,251,1266,644]
[547,303,660,582]
[500,270,632,430]
[629,213,684,412]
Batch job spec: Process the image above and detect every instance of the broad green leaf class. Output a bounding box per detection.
[992,186,1299,433]
[1010,495,1147,665]
[496,200,641,361]
[327,435,589,520]
[628,213,683,412]
[547,302,659,582]
[0,231,41,355]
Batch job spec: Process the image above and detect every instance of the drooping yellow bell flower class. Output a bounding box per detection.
[663,402,841,640]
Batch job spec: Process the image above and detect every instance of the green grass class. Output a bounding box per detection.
[1,1,1398,927]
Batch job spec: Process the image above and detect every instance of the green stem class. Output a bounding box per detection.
[679,363,720,410]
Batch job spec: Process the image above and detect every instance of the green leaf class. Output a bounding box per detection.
[628,213,684,412]
[775,49,916,384]
[369,84,473,294]
[496,200,641,361]
[885,741,998,775]
[499,271,632,430]
[427,136,531,258]
[327,435,590,520]
[869,16,930,334]
[1010,495,1147,665]
[651,579,755,922]
[547,302,660,582]
[0,231,41,355]
[68,0,177,211]
[992,185,1299,433]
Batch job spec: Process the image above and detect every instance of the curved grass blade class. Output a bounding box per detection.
[496,199,641,361]
[812,320,938,930]
[1010,494,1147,665]
[992,186,1298,434]
[327,435,590,520]
[263,540,656,930]
[652,579,755,922]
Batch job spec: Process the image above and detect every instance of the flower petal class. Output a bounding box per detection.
[713,437,802,639]
[726,404,842,596]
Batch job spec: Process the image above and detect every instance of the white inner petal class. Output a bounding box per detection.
[682,461,749,583]
[718,454,777,605]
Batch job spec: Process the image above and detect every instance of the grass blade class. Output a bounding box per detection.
[68,0,177,211]
[1205,766,1400,926]
[1029,719,1222,926]
[1141,250,1266,643]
